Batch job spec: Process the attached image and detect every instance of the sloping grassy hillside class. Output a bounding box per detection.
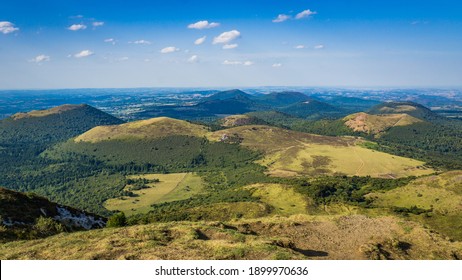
[75,117,208,143]
[246,184,311,215]
[368,171,462,241]
[344,112,422,136]
[209,125,433,178]
[1,214,460,260]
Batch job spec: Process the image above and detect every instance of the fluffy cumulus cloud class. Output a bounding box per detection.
[223,44,238,50]
[272,63,282,68]
[314,44,325,49]
[188,20,220,29]
[295,9,317,19]
[272,14,290,23]
[194,36,206,45]
[222,60,253,66]
[92,21,104,27]
[187,55,198,63]
[74,50,94,58]
[160,46,180,53]
[0,21,19,34]
[131,40,151,45]
[213,30,240,44]
[30,54,50,63]
[295,45,305,49]
[68,24,87,31]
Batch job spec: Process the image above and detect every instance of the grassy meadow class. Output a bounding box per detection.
[104,173,203,216]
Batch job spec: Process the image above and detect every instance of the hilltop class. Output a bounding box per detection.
[0,104,123,144]
[204,89,254,101]
[343,112,423,136]
[369,101,437,121]
[75,117,209,143]
[256,91,311,107]
[279,100,344,119]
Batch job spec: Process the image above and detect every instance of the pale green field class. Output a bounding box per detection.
[104,173,203,215]
[259,142,433,178]
[209,125,433,178]
[246,184,310,216]
[369,171,462,213]
[368,171,462,241]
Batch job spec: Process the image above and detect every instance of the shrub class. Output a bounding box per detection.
[32,216,65,238]
[106,212,127,227]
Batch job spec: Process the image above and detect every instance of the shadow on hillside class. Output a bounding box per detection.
[292,247,328,257]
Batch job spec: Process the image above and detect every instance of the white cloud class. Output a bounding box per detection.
[160,46,179,54]
[222,60,254,66]
[104,38,116,45]
[295,9,317,19]
[69,15,84,19]
[272,63,282,68]
[92,21,104,27]
[222,60,242,65]
[295,45,305,49]
[0,21,19,34]
[74,50,94,58]
[272,14,290,23]
[68,24,87,31]
[131,39,151,45]
[314,44,325,49]
[223,44,238,50]
[29,54,50,63]
[187,55,198,63]
[213,30,240,44]
[194,36,206,45]
[188,20,220,29]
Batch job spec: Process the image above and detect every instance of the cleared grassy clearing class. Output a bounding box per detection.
[104,173,203,216]
[246,184,310,216]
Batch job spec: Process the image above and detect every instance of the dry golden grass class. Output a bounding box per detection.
[344,112,422,135]
[75,117,209,143]
[11,104,84,120]
[1,214,460,260]
[378,105,418,114]
[220,115,253,127]
[208,125,433,178]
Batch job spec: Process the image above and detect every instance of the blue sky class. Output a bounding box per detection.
[1,0,461,89]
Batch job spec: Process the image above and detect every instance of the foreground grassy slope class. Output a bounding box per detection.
[209,125,433,178]
[368,171,462,241]
[1,214,460,260]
